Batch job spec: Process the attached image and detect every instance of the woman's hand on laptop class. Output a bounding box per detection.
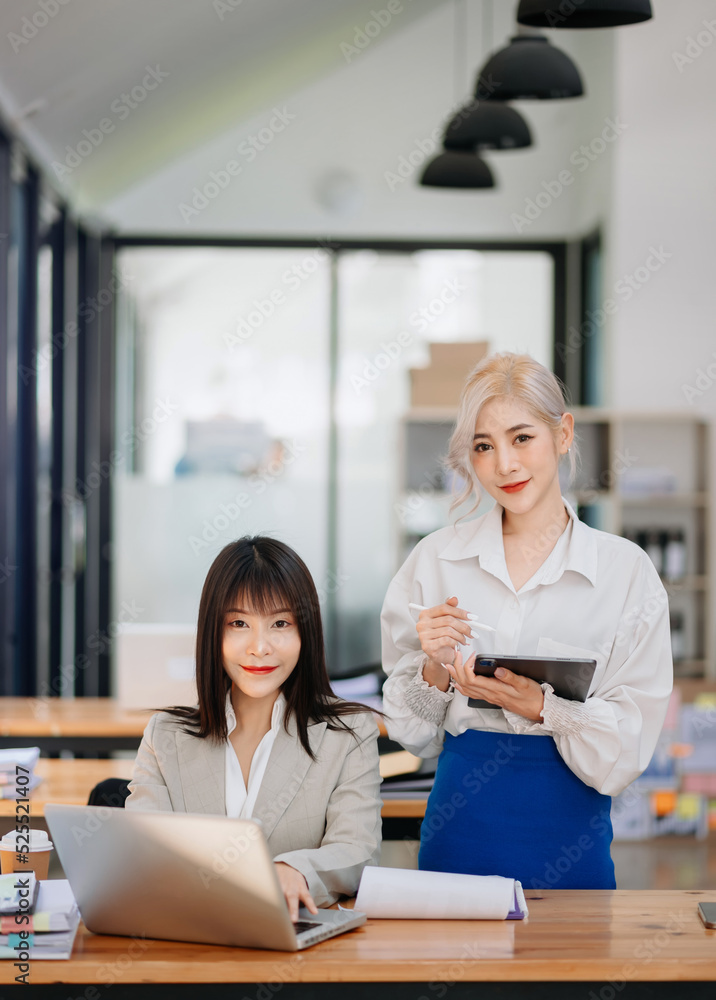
[274,862,318,922]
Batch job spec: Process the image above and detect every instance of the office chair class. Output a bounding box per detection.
[87,778,130,808]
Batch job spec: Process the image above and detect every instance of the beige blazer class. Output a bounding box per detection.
[125,708,382,906]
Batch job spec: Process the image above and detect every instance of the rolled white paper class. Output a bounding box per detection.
[355,866,528,920]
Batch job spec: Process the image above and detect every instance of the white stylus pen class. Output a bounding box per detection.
[408,603,496,633]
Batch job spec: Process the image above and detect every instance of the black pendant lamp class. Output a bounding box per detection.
[477,33,583,100]
[517,0,652,29]
[443,101,532,152]
[420,151,495,189]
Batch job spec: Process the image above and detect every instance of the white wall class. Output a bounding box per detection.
[105,2,615,241]
[608,0,716,669]
[610,0,716,413]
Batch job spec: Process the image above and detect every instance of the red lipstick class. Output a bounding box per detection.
[241,666,279,674]
[500,480,530,493]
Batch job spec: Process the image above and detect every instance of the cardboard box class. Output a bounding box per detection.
[409,369,467,408]
[428,341,489,372]
[410,340,489,408]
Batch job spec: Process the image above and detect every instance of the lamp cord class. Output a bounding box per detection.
[484,0,493,58]
[454,0,468,103]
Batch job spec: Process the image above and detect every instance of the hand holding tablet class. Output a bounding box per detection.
[445,646,545,720]
[467,654,597,711]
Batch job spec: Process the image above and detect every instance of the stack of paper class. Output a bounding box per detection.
[0,878,79,960]
[356,867,528,920]
[0,872,39,916]
[0,748,42,799]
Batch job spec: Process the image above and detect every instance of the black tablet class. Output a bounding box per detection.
[467,654,597,709]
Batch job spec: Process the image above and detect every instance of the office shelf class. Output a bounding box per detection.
[569,409,712,680]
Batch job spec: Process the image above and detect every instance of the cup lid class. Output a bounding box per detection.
[0,829,53,850]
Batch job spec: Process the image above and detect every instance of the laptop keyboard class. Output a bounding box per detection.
[292,920,321,934]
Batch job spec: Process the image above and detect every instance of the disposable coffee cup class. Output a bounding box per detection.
[0,829,54,879]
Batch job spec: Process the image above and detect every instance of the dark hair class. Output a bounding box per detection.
[164,536,373,758]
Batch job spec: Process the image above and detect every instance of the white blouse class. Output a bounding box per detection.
[381,500,673,797]
[225,692,286,819]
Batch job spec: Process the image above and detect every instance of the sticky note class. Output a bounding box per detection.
[651,791,677,817]
[675,794,701,820]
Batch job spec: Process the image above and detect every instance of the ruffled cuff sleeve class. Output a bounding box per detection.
[402,658,455,727]
[503,683,586,737]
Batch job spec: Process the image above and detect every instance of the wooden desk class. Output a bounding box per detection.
[0,759,135,818]
[0,698,153,754]
[0,698,394,754]
[1,891,714,995]
[0,758,427,821]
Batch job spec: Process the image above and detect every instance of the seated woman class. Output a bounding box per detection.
[126,536,382,919]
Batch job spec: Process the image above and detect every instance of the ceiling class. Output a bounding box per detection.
[0,0,444,213]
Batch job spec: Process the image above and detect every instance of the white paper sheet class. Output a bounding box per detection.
[0,747,40,772]
[355,867,528,920]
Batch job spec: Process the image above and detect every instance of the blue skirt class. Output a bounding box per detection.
[418,730,616,889]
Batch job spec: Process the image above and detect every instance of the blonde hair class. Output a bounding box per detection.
[446,352,577,512]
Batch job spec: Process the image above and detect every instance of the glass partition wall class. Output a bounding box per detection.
[114,244,555,676]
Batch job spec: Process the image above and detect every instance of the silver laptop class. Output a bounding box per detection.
[45,804,366,951]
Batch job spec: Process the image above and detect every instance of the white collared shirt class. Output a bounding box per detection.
[381,500,673,797]
[225,692,286,818]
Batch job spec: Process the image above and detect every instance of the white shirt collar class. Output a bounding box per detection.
[225,689,287,737]
[437,497,598,588]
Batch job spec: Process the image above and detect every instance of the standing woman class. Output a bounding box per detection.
[382,353,672,889]
[126,536,382,919]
